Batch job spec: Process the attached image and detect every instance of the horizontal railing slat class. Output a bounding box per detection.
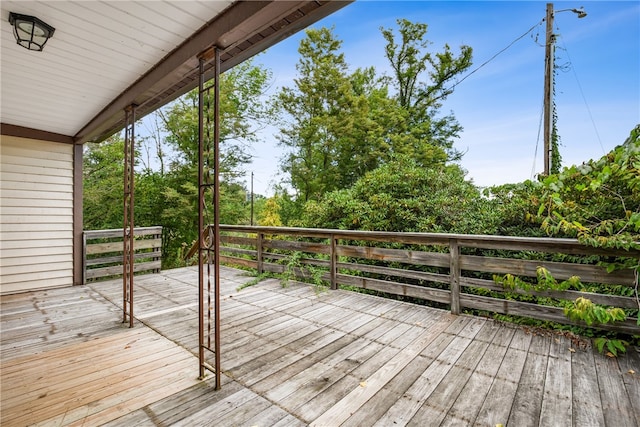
[460,277,639,309]
[337,261,450,285]
[84,226,162,239]
[459,294,639,335]
[85,251,162,267]
[85,261,162,280]
[460,255,634,285]
[86,238,162,255]
[337,245,450,267]
[337,274,451,304]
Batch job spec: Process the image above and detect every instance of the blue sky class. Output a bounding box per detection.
[246,1,639,195]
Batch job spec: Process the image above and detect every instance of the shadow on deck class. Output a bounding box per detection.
[1,266,639,426]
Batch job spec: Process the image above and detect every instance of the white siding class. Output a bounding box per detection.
[0,136,74,294]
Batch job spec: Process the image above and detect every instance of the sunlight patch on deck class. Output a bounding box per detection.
[0,326,199,426]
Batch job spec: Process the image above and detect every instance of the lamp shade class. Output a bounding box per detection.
[9,12,55,51]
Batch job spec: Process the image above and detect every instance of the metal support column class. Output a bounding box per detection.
[197,46,221,389]
[123,104,136,328]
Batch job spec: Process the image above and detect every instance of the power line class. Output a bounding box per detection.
[447,19,544,92]
[556,32,607,156]
[532,96,545,180]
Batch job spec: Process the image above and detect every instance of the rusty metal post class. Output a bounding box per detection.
[213,46,222,390]
[197,46,221,389]
[123,104,136,328]
[197,54,206,380]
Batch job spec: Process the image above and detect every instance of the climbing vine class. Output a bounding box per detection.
[280,251,328,292]
[494,266,632,356]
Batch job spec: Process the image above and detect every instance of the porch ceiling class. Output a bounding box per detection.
[0,1,350,144]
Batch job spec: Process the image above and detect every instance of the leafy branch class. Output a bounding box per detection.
[494,267,632,356]
[493,266,578,292]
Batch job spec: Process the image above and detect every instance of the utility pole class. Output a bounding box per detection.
[543,3,554,177]
[542,3,586,177]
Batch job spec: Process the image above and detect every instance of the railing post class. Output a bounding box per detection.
[330,234,337,290]
[82,232,87,286]
[257,232,263,275]
[155,227,162,273]
[449,238,461,315]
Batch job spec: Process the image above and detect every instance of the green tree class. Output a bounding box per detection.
[155,58,274,263]
[258,196,283,227]
[381,19,473,160]
[277,27,364,202]
[83,135,126,230]
[160,59,273,179]
[83,60,274,267]
[276,22,471,208]
[483,181,548,238]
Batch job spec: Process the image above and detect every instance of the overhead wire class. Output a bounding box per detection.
[443,18,547,180]
[532,96,545,180]
[556,32,607,156]
[446,19,545,92]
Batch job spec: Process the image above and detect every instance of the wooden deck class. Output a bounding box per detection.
[2,266,639,426]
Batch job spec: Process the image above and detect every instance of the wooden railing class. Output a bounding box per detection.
[211,225,639,335]
[83,226,162,283]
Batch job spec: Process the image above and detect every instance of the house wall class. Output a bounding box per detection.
[0,135,75,294]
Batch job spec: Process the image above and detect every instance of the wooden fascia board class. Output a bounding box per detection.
[1,123,75,144]
[203,0,353,81]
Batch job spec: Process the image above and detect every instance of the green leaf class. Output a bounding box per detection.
[611,339,627,354]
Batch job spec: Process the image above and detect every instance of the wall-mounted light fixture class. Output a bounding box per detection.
[8,12,55,52]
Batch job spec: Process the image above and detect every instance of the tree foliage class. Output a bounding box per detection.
[535,125,640,252]
[300,156,497,234]
[276,22,471,205]
[83,59,273,266]
[382,19,473,160]
[161,59,273,178]
[83,135,126,230]
[277,27,356,202]
[490,126,640,348]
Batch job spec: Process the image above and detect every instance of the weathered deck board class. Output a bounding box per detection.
[372,320,484,427]
[0,285,123,361]
[539,335,573,426]
[595,349,638,427]
[2,266,638,426]
[439,322,515,426]
[617,347,640,426]
[310,318,454,426]
[508,333,552,426]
